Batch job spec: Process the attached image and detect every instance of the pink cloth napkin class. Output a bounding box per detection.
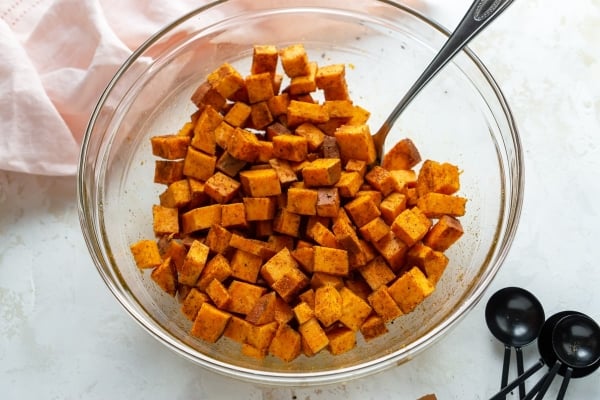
[0,0,204,176]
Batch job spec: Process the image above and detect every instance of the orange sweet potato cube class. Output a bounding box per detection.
[226,280,267,315]
[365,166,397,196]
[245,72,275,104]
[311,272,344,290]
[372,231,408,272]
[307,222,338,248]
[223,315,253,344]
[345,159,367,177]
[268,158,298,185]
[181,288,210,321]
[416,192,467,218]
[390,169,418,191]
[246,291,277,325]
[298,317,329,354]
[205,278,231,309]
[229,233,274,259]
[183,147,217,181]
[406,242,449,285]
[239,168,282,197]
[288,61,318,95]
[388,266,435,314]
[301,158,342,187]
[190,303,232,343]
[204,172,240,204]
[360,314,389,342]
[216,151,247,178]
[315,64,346,88]
[316,188,340,218]
[423,214,464,252]
[246,321,279,351]
[152,204,179,235]
[344,195,380,227]
[335,171,363,198]
[221,202,248,228]
[196,253,231,290]
[230,249,263,284]
[159,179,192,208]
[151,257,178,296]
[323,100,355,120]
[154,160,184,185]
[327,326,356,355]
[391,207,432,247]
[359,217,390,243]
[205,224,232,254]
[367,285,403,323]
[294,123,325,151]
[251,44,278,75]
[227,128,261,162]
[313,246,348,277]
[358,256,396,291]
[286,186,318,215]
[269,323,302,362]
[279,43,311,78]
[291,246,314,273]
[180,204,222,234]
[191,105,222,155]
[293,301,315,325]
[224,101,252,127]
[190,81,226,111]
[380,192,407,225]
[334,124,376,164]
[250,101,274,129]
[130,239,162,269]
[382,138,422,171]
[338,286,372,331]
[286,100,329,127]
[272,134,308,162]
[272,209,302,237]
[150,135,190,160]
[260,248,301,285]
[242,197,276,221]
[314,285,342,327]
[214,121,235,150]
[267,93,290,117]
[416,159,461,197]
[178,240,210,286]
[206,62,245,99]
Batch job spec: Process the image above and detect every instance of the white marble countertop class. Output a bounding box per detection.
[2,1,599,398]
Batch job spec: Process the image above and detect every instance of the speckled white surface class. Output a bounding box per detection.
[1,0,600,398]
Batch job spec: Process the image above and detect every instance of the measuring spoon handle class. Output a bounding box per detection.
[489,359,545,400]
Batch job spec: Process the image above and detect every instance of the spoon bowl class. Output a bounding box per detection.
[485,286,545,397]
[552,313,600,369]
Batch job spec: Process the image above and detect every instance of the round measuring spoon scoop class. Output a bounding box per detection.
[485,287,545,398]
[550,313,600,399]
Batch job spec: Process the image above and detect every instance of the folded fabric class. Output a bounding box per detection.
[0,0,203,176]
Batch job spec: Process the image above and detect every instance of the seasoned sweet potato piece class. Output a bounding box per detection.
[301,158,342,187]
[227,128,261,162]
[181,288,209,321]
[406,241,449,285]
[226,280,267,315]
[360,314,389,341]
[298,317,329,354]
[279,43,310,78]
[151,135,190,160]
[288,61,318,95]
[196,253,231,291]
[191,105,222,155]
[183,147,217,181]
[151,257,178,296]
[220,202,248,228]
[423,215,464,252]
[338,286,372,331]
[382,138,422,171]
[239,168,282,197]
[313,246,348,277]
[367,285,403,323]
[178,240,210,286]
[152,204,179,235]
[391,207,432,247]
[190,303,232,343]
[314,285,342,327]
[251,45,279,75]
[130,239,162,269]
[181,204,222,234]
[204,172,240,204]
[358,256,396,291]
[154,160,184,185]
[224,101,252,127]
[272,134,308,162]
[287,186,318,215]
[416,159,461,196]
[294,123,325,151]
[327,326,356,355]
[388,266,435,313]
[416,192,467,218]
[269,323,302,362]
[334,124,376,164]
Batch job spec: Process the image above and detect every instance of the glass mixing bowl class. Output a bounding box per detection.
[77,0,523,386]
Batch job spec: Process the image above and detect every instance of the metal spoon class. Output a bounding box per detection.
[485,287,545,399]
[490,311,600,399]
[372,0,516,162]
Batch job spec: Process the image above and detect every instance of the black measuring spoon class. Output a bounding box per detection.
[486,287,545,399]
[490,311,600,399]
[551,313,600,399]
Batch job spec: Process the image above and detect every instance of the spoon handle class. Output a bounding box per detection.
[374,0,515,146]
[515,347,526,399]
[499,345,511,398]
[532,362,561,400]
[556,367,573,400]
[489,359,545,400]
